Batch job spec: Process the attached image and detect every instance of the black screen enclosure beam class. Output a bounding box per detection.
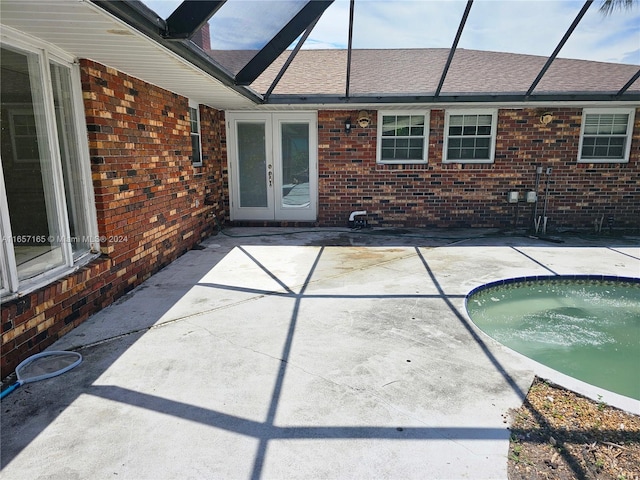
[616,68,640,97]
[235,1,334,85]
[435,0,473,98]
[265,91,640,104]
[264,14,323,101]
[345,0,355,99]
[525,0,593,99]
[164,0,226,39]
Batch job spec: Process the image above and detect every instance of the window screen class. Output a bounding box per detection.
[379,113,427,163]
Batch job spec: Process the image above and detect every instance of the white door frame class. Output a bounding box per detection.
[227,111,318,222]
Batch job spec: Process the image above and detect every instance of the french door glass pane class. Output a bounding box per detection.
[50,61,90,258]
[0,46,65,280]
[237,122,267,208]
[280,123,310,208]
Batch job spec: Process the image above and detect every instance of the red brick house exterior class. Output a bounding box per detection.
[317,108,639,229]
[1,1,638,380]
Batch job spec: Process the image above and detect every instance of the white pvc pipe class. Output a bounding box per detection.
[348,210,367,222]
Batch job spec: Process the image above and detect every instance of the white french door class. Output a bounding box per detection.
[227,112,317,221]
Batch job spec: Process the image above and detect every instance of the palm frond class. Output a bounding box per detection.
[599,0,637,15]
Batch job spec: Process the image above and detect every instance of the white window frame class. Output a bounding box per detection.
[376,110,429,164]
[189,100,203,167]
[578,108,635,163]
[443,109,498,164]
[0,172,18,296]
[1,28,99,300]
[7,108,40,163]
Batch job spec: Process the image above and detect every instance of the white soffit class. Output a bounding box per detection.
[0,0,256,110]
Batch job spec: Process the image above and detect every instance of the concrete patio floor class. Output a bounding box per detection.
[2,228,639,480]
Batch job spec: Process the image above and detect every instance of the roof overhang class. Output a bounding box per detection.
[0,0,261,109]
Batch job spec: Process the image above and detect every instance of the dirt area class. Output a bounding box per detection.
[508,377,640,480]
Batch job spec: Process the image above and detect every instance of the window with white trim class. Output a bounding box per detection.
[377,111,429,163]
[444,110,497,163]
[189,101,202,166]
[0,33,98,299]
[578,108,635,163]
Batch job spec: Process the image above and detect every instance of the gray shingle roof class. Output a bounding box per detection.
[242,48,639,97]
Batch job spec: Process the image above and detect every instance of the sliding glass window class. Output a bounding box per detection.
[0,35,98,298]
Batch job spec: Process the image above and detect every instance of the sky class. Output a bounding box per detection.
[144,0,640,65]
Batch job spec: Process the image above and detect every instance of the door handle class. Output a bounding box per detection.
[268,170,272,186]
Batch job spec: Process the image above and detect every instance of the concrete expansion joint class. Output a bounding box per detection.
[68,294,271,352]
[182,321,290,366]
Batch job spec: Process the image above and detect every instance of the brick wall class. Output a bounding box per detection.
[200,107,229,223]
[318,108,639,230]
[1,61,227,379]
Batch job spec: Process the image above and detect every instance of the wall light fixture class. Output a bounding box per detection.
[345,118,352,134]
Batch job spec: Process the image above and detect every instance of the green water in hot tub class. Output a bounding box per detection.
[466,279,640,400]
